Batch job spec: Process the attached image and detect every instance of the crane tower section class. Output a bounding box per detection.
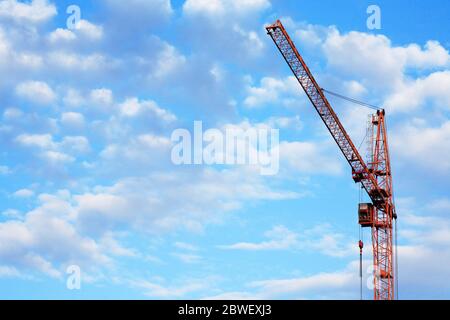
[266,20,396,300]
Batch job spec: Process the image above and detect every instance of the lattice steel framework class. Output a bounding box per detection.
[266,20,396,300]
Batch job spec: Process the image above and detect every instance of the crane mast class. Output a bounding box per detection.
[266,20,397,300]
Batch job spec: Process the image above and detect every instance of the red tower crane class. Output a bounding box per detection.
[266,20,398,300]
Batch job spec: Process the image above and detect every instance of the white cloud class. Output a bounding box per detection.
[71,168,298,236]
[285,21,450,114]
[90,88,114,106]
[151,43,186,79]
[343,80,367,97]
[204,291,257,300]
[13,189,34,198]
[391,120,450,174]
[183,0,270,18]
[100,233,137,257]
[99,134,171,162]
[131,277,212,298]
[0,27,10,61]
[49,20,103,43]
[42,150,74,164]
[119,97,176,122]
[181,1,268,61]
[48,51,108,71]
[220,224,354,258]
[61,112,85,128]
[172,252,202,264]
[402,40,450,69]
[206,261,361,300]
[249,267,357,299]
[265,115,302,130]
[174,242,199,251]
[0,165,11,175]
[0,265,21,278]
[15,52,43,69]
[220,225,297,250]
[48,28,76,43]
[15,81,56,105]
[63,89,85,107]
[0,194,109,278]
[244,76,302,108]
[300,224,355,258]
[60,136,90,154]
[15,133,89,163]
[280,141,343,175]
[426,198,450,213]
[137,134,171,149]
[385,71,450,112]
[3,107,23,120]
[323,29,450,88]
[75,20,103,40]
[1,209,22,219]
[16,134,55,149]
[232,24,264,53]
[0,0,57,24]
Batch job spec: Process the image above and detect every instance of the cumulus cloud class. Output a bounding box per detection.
[13,189,34,198]
[244,76,303,108]
[48,28,76,43]
[150,43,186,79]
[0,26,10,61]
[282,20,450,114]
[391,120,450,174]
[323,29,449,87]
[16,133,55,149]
[90,88,113,106]
[48,20,103,43]
[206,261,361,299]
[385,71,450,112]
[63,89,84,107]
[0,0,57,24]
[73,168,298,236]
[220,224,354,258]
[60,136,90,154]
[0,194,109,278]
[183,0,270,19]
[47,52,109,72]
[280,141,343,175]
[75,20,103,40]
[119,97,176,122]
[61,112,85,129]
[15,133,89,164]
[181,0,268,62]
[41,150,74,164]
[249,267,357,299]
[15,81,56,105]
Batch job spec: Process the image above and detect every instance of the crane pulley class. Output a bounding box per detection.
[266,19,397,300]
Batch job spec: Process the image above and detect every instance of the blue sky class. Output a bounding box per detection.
[0,0,449,299]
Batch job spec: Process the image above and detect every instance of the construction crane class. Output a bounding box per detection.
[266,20,398,300]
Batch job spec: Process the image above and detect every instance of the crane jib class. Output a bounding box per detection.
[266,21,387,209]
